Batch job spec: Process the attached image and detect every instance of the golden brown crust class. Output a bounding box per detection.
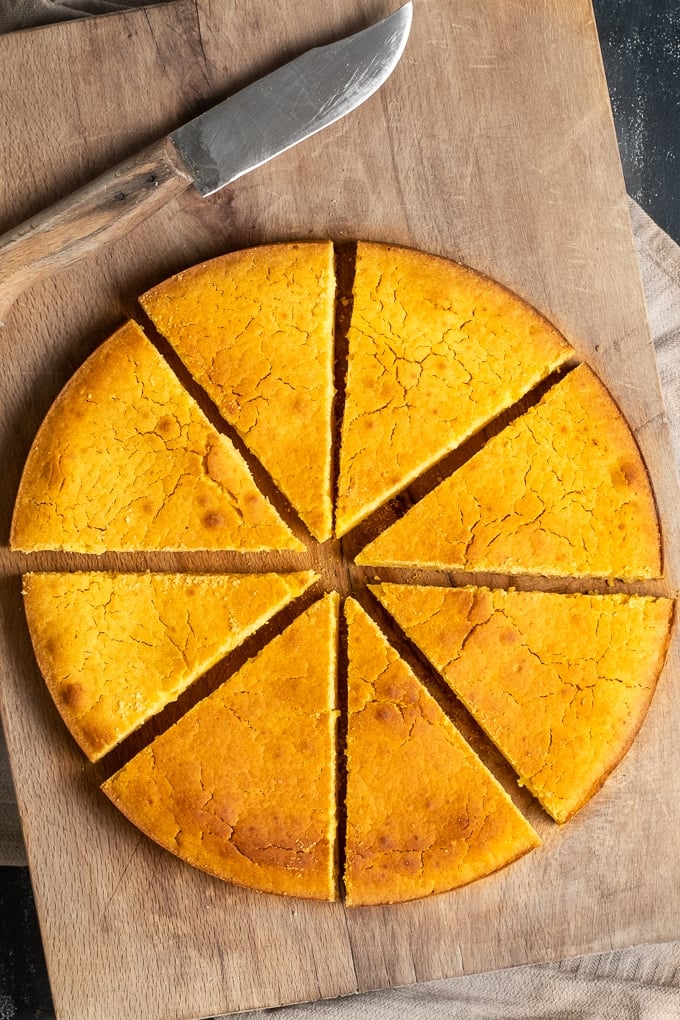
[24,571,316,761]
[336,242,572,536]
[11,241,672,903]
[344,598,540,905]
[140,242,336,541]
[358,365,662,580]
[102,595,340,900]
[10,321,303,553]
[372,584,674,824]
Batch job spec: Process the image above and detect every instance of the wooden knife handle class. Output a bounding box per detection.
[0,136,193,323]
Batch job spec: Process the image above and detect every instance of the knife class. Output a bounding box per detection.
[0,2,412,322]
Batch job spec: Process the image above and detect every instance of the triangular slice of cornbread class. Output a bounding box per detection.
[358,365,661,579]
[344,598,540,905]
[24,571,316,761]
[103,594,340,900]
[372,584,674,824]
[140,242,336,541]
[10,321,303,553]
[335,243,572,536]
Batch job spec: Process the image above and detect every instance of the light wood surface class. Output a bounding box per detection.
[1,2,679,1018]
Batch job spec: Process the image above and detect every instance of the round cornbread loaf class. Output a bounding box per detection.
[13,242,672,903]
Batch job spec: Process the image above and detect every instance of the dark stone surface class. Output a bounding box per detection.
[1,2,678,1017]
[594,0,680,243]
[0,869,52,1019]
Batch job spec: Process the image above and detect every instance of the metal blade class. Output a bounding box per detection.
[170,3,413,197]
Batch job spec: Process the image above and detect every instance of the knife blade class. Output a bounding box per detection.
[0,2,412,322]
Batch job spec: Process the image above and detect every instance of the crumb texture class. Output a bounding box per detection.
[373,584,674,823]
[141,242,336,541]
[343,598,540,905]
[358,365,661,579]
[336,243,572,536]
[23,571,315,761]
[10,321,303,553]
[103,594,340,900]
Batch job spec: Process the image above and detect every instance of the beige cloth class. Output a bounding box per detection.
[230,941,680,1020]
[1,199,679,1018]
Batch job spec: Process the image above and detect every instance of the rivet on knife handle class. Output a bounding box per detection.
[0,2,412,324]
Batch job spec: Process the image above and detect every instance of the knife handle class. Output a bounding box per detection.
[0,137,193,323]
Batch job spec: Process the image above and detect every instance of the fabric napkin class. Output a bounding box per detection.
[1,199,679,1018]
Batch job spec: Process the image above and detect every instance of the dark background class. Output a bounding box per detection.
[599,0,680,243]
[1,0,679,1016]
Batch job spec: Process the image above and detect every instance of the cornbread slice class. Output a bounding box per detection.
[140,242,336,541]
[373,584,674,824]
[10,321,303,553]
[335,243,572,536]
[103,594,340,900]
[344,598,540,905]
[358,365,661,579]
[24,571,316,761]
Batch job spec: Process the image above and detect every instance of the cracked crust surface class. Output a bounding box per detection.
[23,571,315,761]
[140,242,335,541]
[335,243,572,536]
[344,598,540,905]
[102,594,340,900]
[358,365,662,579]
[12,241,673,903]
[373,584,674,824]
[10,321,303,553]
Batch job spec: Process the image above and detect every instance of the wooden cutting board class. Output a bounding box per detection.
[1,2,680,1018]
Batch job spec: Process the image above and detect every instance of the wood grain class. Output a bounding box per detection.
[1,1,679,1018]
[0,138,192,323]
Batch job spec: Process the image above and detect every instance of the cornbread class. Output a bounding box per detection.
[358,365,661,580]
[24,571,315,761]
[103,595,340,899]
[335,242,572,536]
[344,598,540,905]
[372,584,674,823]
[10,321,303,553]
[140,242,336,541]
[13,240,674,904]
